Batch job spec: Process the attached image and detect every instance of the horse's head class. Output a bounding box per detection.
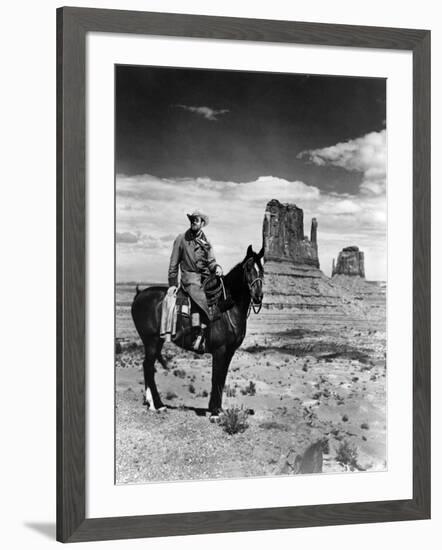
[242,244,264,309]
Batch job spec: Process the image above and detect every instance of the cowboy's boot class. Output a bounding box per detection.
[192,325,206,353]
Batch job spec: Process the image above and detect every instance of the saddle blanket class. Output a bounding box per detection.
[160,287,191,342]
[160,288,177,341]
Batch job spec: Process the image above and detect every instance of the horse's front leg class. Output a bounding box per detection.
[143,341,166,412]
[208,345,235,418]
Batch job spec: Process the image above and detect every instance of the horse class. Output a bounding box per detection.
[131,244,264,419]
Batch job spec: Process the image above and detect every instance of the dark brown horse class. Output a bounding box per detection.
[131,245,264,418]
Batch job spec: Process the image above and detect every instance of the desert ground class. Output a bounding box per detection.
[116,283,386,484]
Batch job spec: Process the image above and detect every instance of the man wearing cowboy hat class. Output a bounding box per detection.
[168,210,223,348]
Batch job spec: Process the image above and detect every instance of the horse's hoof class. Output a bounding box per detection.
[144,403,166,413]
[209,410,224,422]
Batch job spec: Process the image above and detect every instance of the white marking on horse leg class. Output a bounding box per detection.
[145,387,155,411]
[145,388,166,412]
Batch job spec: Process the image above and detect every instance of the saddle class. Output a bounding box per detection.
[160,277,233,353]
[178,275,224,322]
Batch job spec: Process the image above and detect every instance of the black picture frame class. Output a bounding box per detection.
[57,6,431,543]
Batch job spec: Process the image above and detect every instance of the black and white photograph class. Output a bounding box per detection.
[115,64,387,484]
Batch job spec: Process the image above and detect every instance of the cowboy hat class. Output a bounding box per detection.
[187,210,209,226]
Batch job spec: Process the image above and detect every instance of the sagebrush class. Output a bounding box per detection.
[219,406,249,435]
[335,439,360,470]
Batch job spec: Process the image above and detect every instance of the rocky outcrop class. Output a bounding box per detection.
[261,201,384,319]
[332,246,365,277]
[263,199,319,268]
[263,201,361,314]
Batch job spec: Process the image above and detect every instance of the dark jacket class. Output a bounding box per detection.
[168,229,218,288]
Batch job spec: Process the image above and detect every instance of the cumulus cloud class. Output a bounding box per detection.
[116,171,387,281]
[298,130,386,195]
[174,104,229,121]
[116,231,138,243]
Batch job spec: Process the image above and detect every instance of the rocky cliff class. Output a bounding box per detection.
[332,246,365,277]
[263,200,353,312]
[263,199,319,268]
[262,201,384,319]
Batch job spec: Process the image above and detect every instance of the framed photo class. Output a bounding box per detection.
[57,7,430,543]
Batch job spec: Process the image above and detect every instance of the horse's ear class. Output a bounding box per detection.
[246,244,253,257]
[257,246,264,259]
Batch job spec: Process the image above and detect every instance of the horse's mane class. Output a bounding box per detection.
[222,262,246,299]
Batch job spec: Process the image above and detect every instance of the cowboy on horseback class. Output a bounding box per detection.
[168,210,223,350]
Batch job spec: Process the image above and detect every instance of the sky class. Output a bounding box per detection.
[115,65,386,282]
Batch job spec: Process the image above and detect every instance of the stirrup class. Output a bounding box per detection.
[193,333,204,351]
[192,324,206,353]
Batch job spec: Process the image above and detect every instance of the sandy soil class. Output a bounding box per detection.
[116,307,386,484]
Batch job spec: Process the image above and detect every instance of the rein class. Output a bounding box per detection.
[220,278,237,330]
[202,274,223,306]
[204,260,263,329]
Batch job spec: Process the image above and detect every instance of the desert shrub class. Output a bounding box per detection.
[165,391,177,400]
[201,389,208,398]
[241,381,257,396]
[188,383,196,394]
[336,440,359,470]
[225,385,236,397]
[219,406,249,435]
[321,438,330,454]
[360,422,369,430]
[173,369,186,378]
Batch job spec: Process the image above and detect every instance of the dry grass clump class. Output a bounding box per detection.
[225,385,237,397]
[219,406,249,435]
[335,440,360,470]
[173,369,186,378]
[241,380,256,396]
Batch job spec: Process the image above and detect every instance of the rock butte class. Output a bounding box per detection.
[332,246,365,278]
[262,199,385,318]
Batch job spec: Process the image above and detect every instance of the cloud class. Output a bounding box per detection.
[298,130,386,195]
[116,171,387,281]
[116,231,138,243]
[174,104,229,121]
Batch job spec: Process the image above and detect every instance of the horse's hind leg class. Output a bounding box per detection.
[142,340,166,412]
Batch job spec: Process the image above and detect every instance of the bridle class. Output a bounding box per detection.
[243,259,263,316]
